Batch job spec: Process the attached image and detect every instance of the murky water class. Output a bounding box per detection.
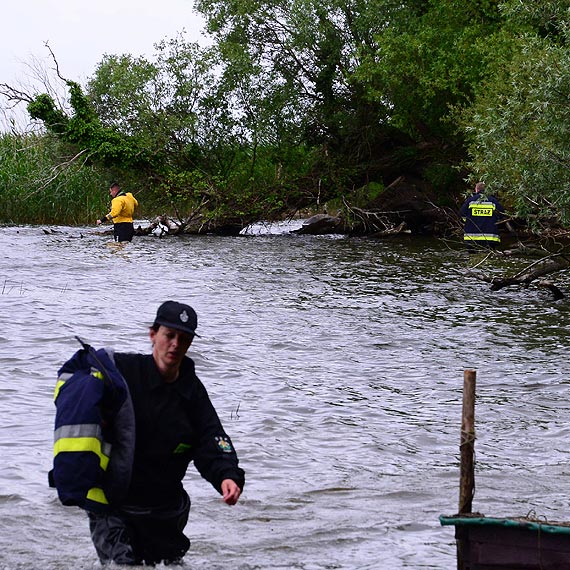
[1,223,570,569]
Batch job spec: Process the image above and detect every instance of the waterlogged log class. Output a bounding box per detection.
[464,253,570,299]
[290,214,344,235]
[489,254,570,292]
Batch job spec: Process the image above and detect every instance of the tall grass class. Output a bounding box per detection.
[0,132,111,225]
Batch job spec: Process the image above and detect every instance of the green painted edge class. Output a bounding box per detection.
[439,515,570,535]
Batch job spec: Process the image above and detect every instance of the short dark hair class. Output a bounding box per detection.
[110,182,120,189]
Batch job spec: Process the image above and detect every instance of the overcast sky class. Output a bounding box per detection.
[1,0,206,87]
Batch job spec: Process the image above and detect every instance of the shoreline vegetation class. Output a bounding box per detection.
[2,2,570,247]
[0,127,466,237]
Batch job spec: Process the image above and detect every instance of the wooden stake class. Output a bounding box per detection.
[459,369,476,515]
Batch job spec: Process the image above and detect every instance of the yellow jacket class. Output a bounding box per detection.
[104,192,138,224]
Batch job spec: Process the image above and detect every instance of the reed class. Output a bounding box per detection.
[0,132,110,225]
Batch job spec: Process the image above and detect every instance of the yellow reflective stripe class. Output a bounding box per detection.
[53,368,105,401]
[54,380,65,402]
[54,437,110,470]
[464,235,500,242]
[54,372,74,401]
[86,487,109,505]
[468,201,495,210]
[54,425,112,458]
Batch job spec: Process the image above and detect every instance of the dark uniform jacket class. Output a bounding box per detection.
[51,346,135,513]
[460,192,504,243]
[114,353,245,509]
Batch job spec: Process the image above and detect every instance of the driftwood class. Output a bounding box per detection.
[464,252,570,299]
[368,221,411,238]
[344,176,458,236]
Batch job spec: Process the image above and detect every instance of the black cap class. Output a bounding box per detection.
[153,301,200,336]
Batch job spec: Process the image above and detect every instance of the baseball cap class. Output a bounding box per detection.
[153,301,200,337]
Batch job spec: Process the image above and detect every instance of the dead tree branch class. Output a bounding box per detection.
[496,253,570,288]
[462,253,570,299]
[22,148,93,197]
[44,41,70,83]
[342,196,403,234]
[0,84,34,107]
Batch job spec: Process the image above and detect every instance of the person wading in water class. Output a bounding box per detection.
[460,181,505,249]
[96,182,138,242]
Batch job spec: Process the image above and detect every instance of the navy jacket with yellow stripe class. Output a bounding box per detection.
[460,192,505,243]
[50,343,135,513]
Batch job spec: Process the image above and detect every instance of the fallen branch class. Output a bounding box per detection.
[342,196,400,234]
[536,280,565,301]
[368,221,410,238]
[463,253,570,299]
[492,253,570,290]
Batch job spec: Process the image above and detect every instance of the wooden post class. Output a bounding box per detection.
[456,369,476,570]
[459,369,476,514]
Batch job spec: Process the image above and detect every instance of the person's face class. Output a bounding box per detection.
[109,186,119,197]
[150,325,193,374]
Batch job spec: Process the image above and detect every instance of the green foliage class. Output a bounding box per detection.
[193,0,511,216]
[0,132,110,224]
[423,162,460,196]
[196,0,394,161]
[27,79,155,171]
[501,0,570,40]
[86,37,217,162]
[349,181,385,208]
[9,0,570,232]
[457,14,570,225]
[27,95,69,135]
[356,0,504,140]
[83,32,333,225]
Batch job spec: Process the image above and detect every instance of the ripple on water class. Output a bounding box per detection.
[2,227,570,568]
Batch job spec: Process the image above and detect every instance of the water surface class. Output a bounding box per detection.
[1,224,570,569]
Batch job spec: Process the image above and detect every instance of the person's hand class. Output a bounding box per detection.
[221,479,241,505]
[96,219,102,226]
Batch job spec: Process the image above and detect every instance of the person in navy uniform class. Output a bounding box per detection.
[460,181,505,248]
[88,301,245,565]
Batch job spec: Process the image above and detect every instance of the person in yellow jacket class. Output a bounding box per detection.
[96,182,139,242]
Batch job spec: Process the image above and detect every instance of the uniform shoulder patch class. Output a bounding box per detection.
[215,436,234,453]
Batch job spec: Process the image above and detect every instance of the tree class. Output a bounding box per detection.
[357,0,504,141]
[457,0,570,227]
[194,0,509,209]
[86,34,323,229]
[195,0,394,167]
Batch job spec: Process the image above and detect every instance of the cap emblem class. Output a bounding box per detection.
[180,310,189,323]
